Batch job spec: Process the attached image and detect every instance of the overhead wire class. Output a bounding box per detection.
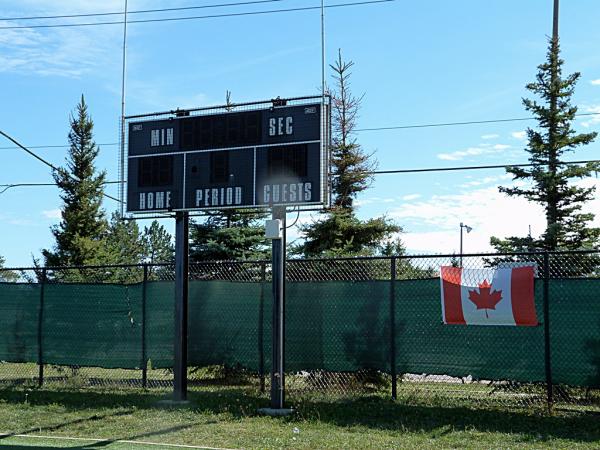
[356,112,600,132]
[3,159,598,193]
[0,181,122,195]
[0,0,288,21]
[0,143,118,151]
[367,159,600,175]
[0,130,122,203]
[2,111,598,152]
[0,0,396,30]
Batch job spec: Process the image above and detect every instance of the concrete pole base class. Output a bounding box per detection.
[257,407,295,417]
[156,399,191,408]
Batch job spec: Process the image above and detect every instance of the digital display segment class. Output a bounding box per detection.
[267,144,308,178]
[180,111,262,150]
[138,155,173,187]
[126,102,327,213]
[255,143,321,207]
[209,151,230,184]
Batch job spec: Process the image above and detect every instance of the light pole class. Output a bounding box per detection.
[459,222,473,267]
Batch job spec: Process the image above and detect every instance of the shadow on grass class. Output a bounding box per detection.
[0,410,134,440]
[1,422,205,449]
[292,396,600,444]
[0,388,598,444]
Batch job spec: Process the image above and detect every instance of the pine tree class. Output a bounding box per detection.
[105,212,145,266]
[297,210,399,257]
[189,91,269,262]
[143,220,174,265]
[42,96,108,267]
[190,211,268,261]
[492,37,599,253]
[294,50,401,257]
[329,50,374,209]
[96,212,145,282]
[142,220,175,280]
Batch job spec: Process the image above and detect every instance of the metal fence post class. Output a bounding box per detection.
[259,262,266,393]
[141,263,148,388]
[390,257,397,400]
[37,268,47,387]
[543,251,554,414]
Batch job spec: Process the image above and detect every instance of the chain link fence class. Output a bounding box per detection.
[0,251,598,411]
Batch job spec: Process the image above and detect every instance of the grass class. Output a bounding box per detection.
[0,381,598,450]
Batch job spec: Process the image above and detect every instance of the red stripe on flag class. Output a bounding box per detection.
[441,266,465,325]
[511,266,538,326]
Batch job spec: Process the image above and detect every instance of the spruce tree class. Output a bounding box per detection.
[294,50,401,257]
[492,37,599,253]
[43,96,108,267]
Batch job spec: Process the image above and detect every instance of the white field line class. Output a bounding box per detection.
[0,433,241,450]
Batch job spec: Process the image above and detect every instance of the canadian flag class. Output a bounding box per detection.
[440,266,538,326]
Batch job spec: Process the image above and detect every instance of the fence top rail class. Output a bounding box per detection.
[0,260,271,272]
[1,249,598,273]
[288,249,600,263]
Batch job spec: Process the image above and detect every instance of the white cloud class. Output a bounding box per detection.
[511,131,527,140]
[355,196,398,207]
[458,175,511,188]
[42,209,61,219]
[591,79,600,85]
[120,78,210,111]
[402,194,421,201]
[0,1,125,77]
[390,178,600,254]
[481,134,499,140]
[437,143,511,161]
[580,105,600,128]
[285,211,319,242]
[438,147,488,161]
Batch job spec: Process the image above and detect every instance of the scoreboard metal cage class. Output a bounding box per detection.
[119,95,331,218]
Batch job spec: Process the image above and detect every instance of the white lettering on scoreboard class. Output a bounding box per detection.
[139,191,172,210]
[196,187,243,207]
[263,182,312,203]
[268,117,293,136]
[150,128,174,147]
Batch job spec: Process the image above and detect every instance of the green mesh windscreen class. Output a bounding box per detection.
[0,278,597,387]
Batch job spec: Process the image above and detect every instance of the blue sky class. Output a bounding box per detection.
[1,0,599,267]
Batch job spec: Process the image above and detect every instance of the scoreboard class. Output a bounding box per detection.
[125,100,328,214]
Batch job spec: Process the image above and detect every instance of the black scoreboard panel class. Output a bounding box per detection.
[184,149,255,209]
[127,154,184,211]
[254,143,321,206]
[180,111,262,150]
[126,102,325,213]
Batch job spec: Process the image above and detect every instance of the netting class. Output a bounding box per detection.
[0,252,598,406]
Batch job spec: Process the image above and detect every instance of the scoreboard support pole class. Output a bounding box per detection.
[270,206,286,409]
[174,211,189,401]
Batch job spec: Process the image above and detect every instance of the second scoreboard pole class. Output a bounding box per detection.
[270,206,286,409]
[174,211,189,401]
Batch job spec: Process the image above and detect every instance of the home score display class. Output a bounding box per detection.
[126,101,328,213]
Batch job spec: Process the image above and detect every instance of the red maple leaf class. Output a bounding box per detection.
[468,279,503,318]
